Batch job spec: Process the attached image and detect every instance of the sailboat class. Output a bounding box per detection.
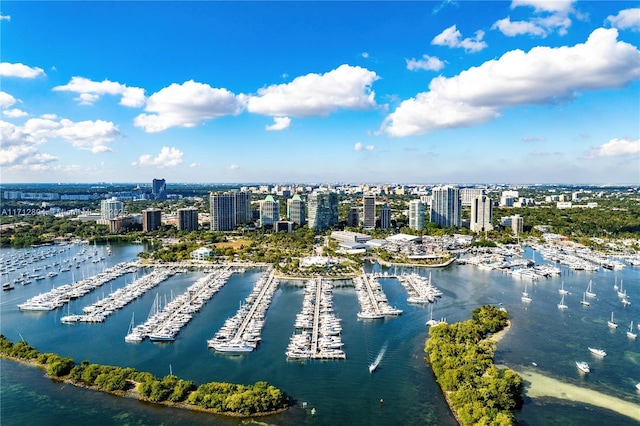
[521,284,532,303]
[125,312,144,342]
[559,281,569,295]
[580,292,590,306]
[627,321,637,339]
[425,303,440,327]
[585,280,596,298]
[607,311,618,329]
[617,280,625,298]
[557,294,568,310]
[621,290,631,306]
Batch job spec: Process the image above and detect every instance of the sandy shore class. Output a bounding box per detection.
[489,319,512,344]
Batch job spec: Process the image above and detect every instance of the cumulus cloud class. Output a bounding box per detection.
[431,25,487,52]
[0,91,17,108]
[588,138,640,158]
[226,164,240,170]
[0,144,58,167]
[2,108,28,118]
[134,80,245,132]
[493,0,576,37]
[247,64,379,117]
[606,8,640,32]
[382,28,640,137]
[354,142,375,151]
[265,116,291,131]
[133,146,184,168]
[0,62,45,78]
[511,0,575,14]
[0,15,10,21]
[53,76,145,107]
[406,55,445,71]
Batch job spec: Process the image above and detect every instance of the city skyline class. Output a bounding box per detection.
[1,1,639,184]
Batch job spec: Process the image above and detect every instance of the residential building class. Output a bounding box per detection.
[307,191,338,230]
[347,207,359,227]
[362,193,376,229]
[408,199,425,230]
[152,178,167,200]
[460,188,485,206]
[380,203,391,230]
[233,190,252,226]
[287,194,306,225]
[210,192,236,231]
[501,215,524,235]
[430,186,461,228]
[500,190,519,207]
[470,195,493,233]
[142,208,162,232]
[259,195,279,228]
[101,198,124,221]
[177,207,199,232]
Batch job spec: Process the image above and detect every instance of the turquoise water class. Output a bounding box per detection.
[1,244,639,425]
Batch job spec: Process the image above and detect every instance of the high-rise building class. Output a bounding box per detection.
[152,178,167,200]
[511,214,523,235]
[287,194,306,225]
[101,198,124,221]
[347,207,359,227]
[362,194,376,229]
[233,190,252,226]
[142,208,162,232]
[380,204,391,230]
[177,207,199,232]
[307,191,338,230]
[408,199,425,230]
[259,195,279,228]
[470,195,493,233]
[210,192,236,231]
[460,188,485,206]
[430,186,461,228]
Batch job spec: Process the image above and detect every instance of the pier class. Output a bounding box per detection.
[396,272,442,304]
[354,271,402,319]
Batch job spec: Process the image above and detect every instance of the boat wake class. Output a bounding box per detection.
[369,343,388,373]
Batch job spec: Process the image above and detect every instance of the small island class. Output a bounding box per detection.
[0,335,289,417]
[425,305,523,425]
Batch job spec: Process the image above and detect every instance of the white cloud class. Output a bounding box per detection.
[0,15,10,21]
[0,62,45,78]
[53,76,145,107]
[406,55,445,71]
[431,25,487,53]
[247,64,379,117]
[492,17,549,37]
[511,0,575,14]
[588,138,640,158]
[265,116,291,131]
[494,0,576,37]
[2,108,28,118]
[134,147,184,168]
[226,164,240,170]
[0,91,17,108]
[607,8,640,32]
[354,142,375,151]
[134,80,245,132]
[0,144,57,167]
[361,52,369,58]
[189,162,200,168]
[383,28,640,137]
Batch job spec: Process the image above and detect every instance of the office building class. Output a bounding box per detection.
[470,195,493,233]
[142,208,162,232]
[152,178,167,200]
[210,192,236,231]
[101,198,124,221]
[430,186,461,228]
[177,207,199,232]
[307,191,339,230]
[259,195,279,228]
[233,190,252,226]
[408,199,425,230]
[380,204,391,230]
[347,207,359,227]
[274,220,294,233]
[287,194,306,225]
[362,194,376,229]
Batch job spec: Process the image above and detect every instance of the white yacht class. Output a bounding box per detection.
[607,311,618,328]
[557,294,568,310]
[588,347,606,357]
[627,321,637,340]
[576,361,590,373]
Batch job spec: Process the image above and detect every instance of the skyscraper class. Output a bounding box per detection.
[287,194,306,225]
[142,208,162,231]
[380,203,391,230]
[408,199,425,230]
[177,207,199,232]
[210,192,236,231]
[100,198,124,220]
[347,207,359,227]
[259,195,279,228]
[470,195,493,233]
[430,186,461,228]
[152,178,167,200]
[307,191,338,230]
[362,194,376,229]
[233,190,252,226]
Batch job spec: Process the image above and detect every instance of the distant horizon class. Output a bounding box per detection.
[1,2,638,184]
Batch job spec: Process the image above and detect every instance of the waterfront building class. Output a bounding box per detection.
[500,214,524,235]
[152,178,167,200]
[287,194,306,225]
[109,216,133,233]
[100,198,124,221]
[408,199,426,230]
[347,207,359,227]
[210,192,236,231]
[233,190,252,226]
[190,247,212,260]
[362,193,376,229]
[307,191,338,230]
[430,186,461,228]
[460,188,485,207]
[470,195,493,233]
[380,203,391,230]
[142,208,162,232]
[259,195,279,228]
[331,230,371,243]
[177,207,199,232]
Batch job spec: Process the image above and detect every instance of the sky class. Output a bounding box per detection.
[1,1,639,185]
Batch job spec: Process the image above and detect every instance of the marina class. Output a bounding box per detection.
[354,272,403,319]
[396,272,442,304]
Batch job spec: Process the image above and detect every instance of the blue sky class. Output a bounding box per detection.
[1,1,639,184]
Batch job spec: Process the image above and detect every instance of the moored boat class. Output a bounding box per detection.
[576,361,590,373]
[588,347,606,357]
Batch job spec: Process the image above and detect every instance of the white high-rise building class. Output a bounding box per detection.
[362,194,376,229]
[101,198,124,220]
[430,186,461,228]
[470,195,493,233]
[259,195,279,228]
[408,199,425,230]
[287,194,306,225]
[460,188,485,207]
